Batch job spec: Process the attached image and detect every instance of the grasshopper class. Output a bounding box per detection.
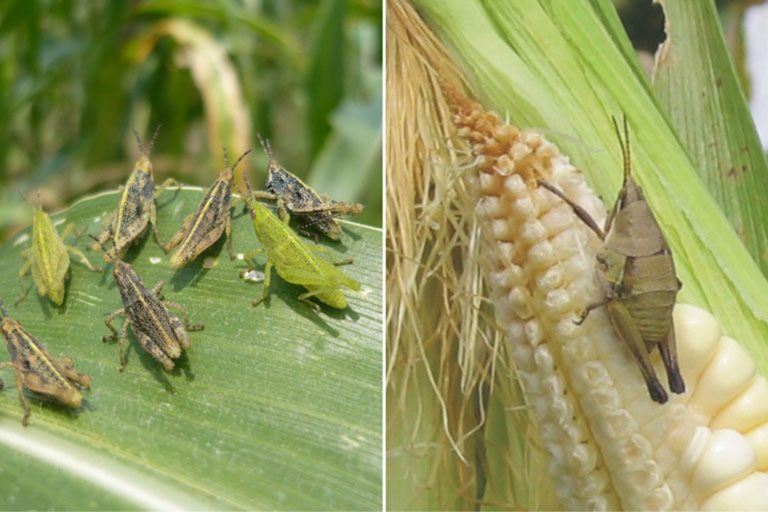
[253,134,364,240]
[163,148,252,268]
[94,245,203,371]
[90,127,178,262]
[244,176,361,310]
[0,298,91,426]
[16,194,102,306]
[539,117,684,404]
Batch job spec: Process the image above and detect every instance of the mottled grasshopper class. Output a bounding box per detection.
[90,127,178,262]
[539,117,684,404]
[253,135,363,240]
[163,148,251,268]
[244,176,361,310]
[97,251,203,371]
[16,194,102,306]
[0,298,91,426]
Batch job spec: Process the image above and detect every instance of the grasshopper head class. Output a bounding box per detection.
[134,154,153,176]
[250,200,270,222]
[619,175,646,207]
[31,207,53,234]
[132,126,161,176]
[218,166,234,183]
[112,260,131,280]
[256,133,282,178]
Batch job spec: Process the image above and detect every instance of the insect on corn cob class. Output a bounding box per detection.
[16,193,102,306]
[445,85,768,510]
[163,147,251,268]
[538,116,683,404]
[253,134,363,240]
[0,298,91,426]
[90,127,178,262]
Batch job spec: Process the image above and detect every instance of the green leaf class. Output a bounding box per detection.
[0,188,382,510]
[307,95,383,227]
[652,0,768,274]
[306,0,347,158]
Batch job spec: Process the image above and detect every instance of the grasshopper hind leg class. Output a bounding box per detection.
[606,302,669,404]
[659,328,685,395]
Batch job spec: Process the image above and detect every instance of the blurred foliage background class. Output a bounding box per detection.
[0,0,382,244]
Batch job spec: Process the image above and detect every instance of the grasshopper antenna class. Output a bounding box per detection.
[132,128,145,155]
[611,115,632,179]
[132,125,162,156]
[231,148,252,171]
[223,146,230,169]
[0,297,8,318]
[88,234,107,255]
[256,133,277,167]
[147,124,162,155]
[242,170,257,220]
[256,133,271,158]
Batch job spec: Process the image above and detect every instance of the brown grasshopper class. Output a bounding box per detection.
[90,127,178,262]
[539,117,684,404]
[163,147,252,268]
[253,134,363,240]
[0,298,91,426]
[93,239,203,371]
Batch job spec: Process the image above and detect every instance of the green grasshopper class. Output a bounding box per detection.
[90,127,178,262]
[253,135,363,240]
[243,176,361,310]
[0,298,91,426]
[539,117,684,404]
[16,195,102,306]
[163,148,251,268]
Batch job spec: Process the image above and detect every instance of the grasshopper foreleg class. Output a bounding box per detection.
[66,246,102,272]
[154,177,181,198]
[574,298,611,325]
[252,260,274,307]
[225,215,235,260]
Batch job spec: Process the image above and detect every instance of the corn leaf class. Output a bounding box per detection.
[0,189,382,510]
[306,0,347,158]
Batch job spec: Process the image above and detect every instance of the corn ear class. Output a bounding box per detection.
[447,87,768,510]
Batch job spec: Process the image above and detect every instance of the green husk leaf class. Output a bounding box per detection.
[0,188,381,510]
[653,0,768,275]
